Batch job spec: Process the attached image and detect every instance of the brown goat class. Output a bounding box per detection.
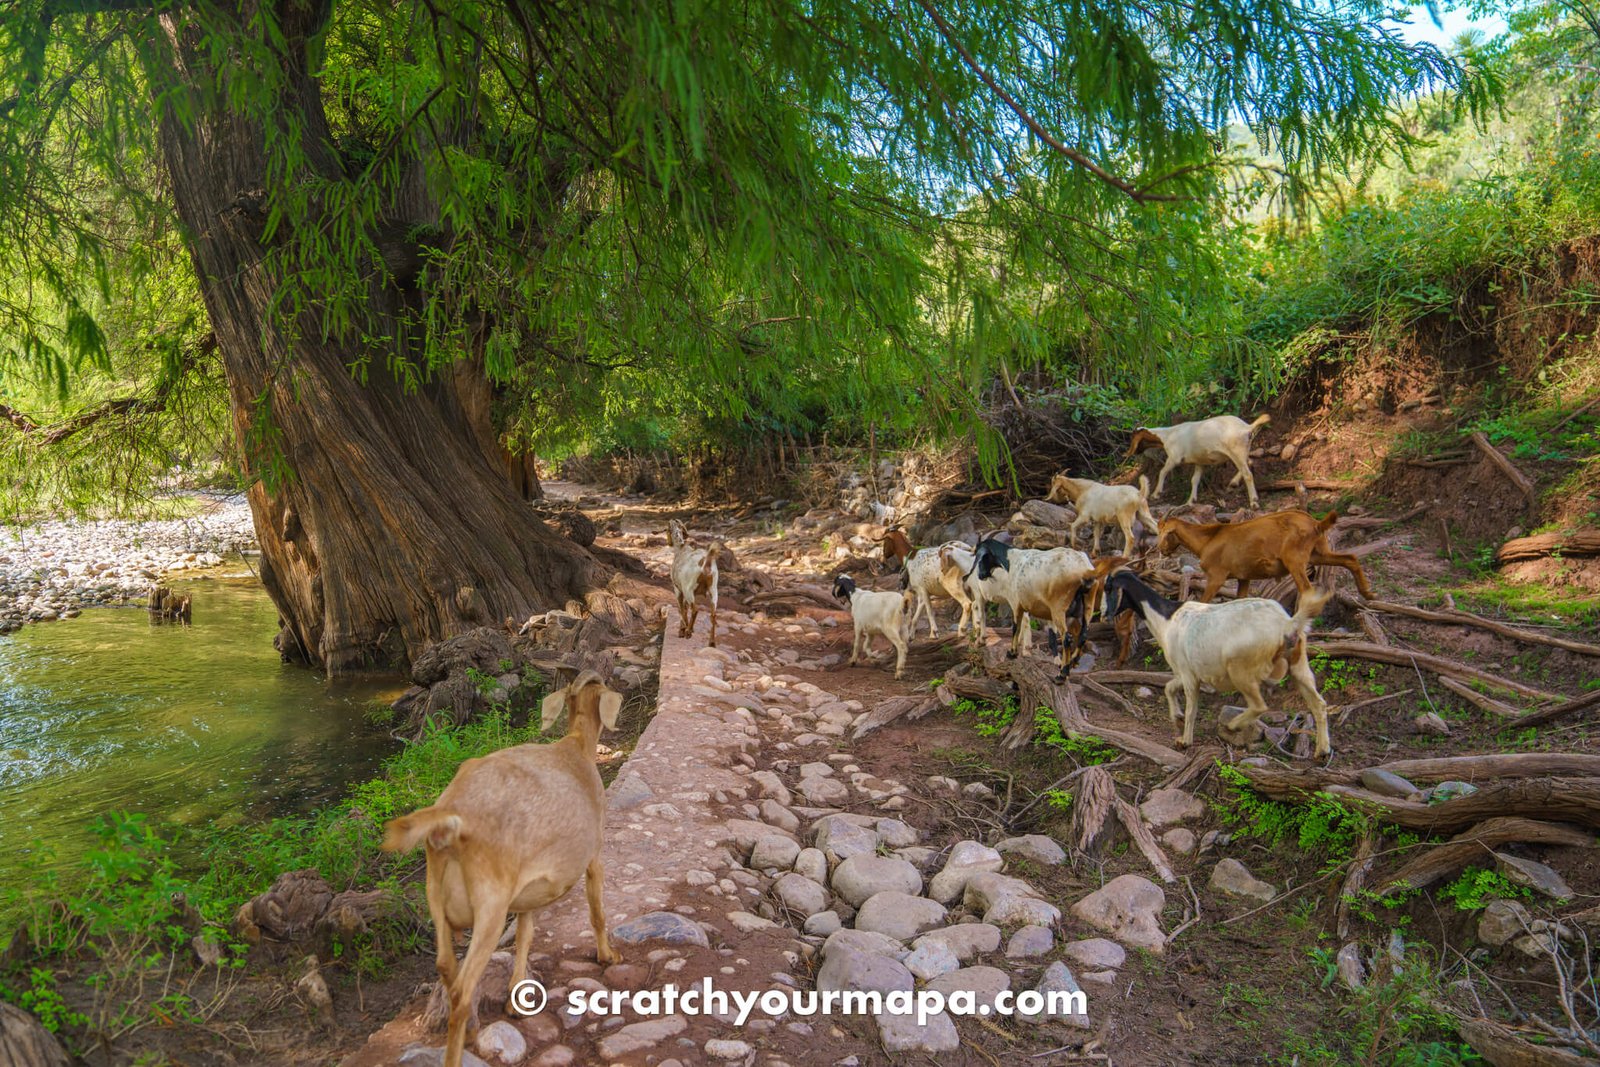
[878,528,913,571]
[381,671,621,1067]
[1156,509,1375,604]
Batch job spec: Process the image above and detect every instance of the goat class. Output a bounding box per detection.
[878,528,913,572]
[381,671,622,1067]
[668,519,722,646]
[1125,414,1271,508]
[901,540,976,637]
[970,538,1127,681]
[832,574,912,679]
[1106,572,1334,756]
[1045,473,1159,556]
[1156,509,1376,603]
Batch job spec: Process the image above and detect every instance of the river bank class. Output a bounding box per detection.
[0,493,257,631]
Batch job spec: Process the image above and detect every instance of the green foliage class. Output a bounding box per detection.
[10,969,89,1035]
[0,0,1493,509]
[1438,866,1532,911]
[949,697,1117,764]
[1216,764,1370,871]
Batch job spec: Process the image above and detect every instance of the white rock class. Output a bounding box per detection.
[1070,875,1167,953]
[853,892,947,941]
[912,924,1001,962]
[927,840,1004,904]
[1209,858,1276,902]
[963,872,1061,927]
[994,834,1066,866]
[903,939,961,980]
[831,854,921,906]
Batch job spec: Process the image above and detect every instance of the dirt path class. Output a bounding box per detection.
[347,476,1600,1067]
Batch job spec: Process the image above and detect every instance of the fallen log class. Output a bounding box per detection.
[1495,528,1600,565]
[1335,834,1375,939]
[1342,595,1600,658]
[1307,640,1563,703]
[1375,752,1600,782]
[1379,817,1593,895]
[747,585,840,610]
[1357,610,1390,646]
[1232,766,1600,833]
[1470,431,1538,502]
[1437,677,1524,718]
[1114,796,1175,883]
[1451,1013,1599,1067]
[1087,670,1174,686]
[997,658,1185,768]
[1334,504,1429,529]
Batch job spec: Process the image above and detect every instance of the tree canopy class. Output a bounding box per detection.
[1,0,1491,513]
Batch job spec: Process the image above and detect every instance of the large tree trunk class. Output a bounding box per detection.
[147,7,600,674]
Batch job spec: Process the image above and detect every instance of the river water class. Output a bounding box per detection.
[0,564,403,901]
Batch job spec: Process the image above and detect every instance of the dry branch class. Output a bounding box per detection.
[1379,817,1593,895]
[1344,595,1600,658]
[1263,479,1352,492]
[747,584,839,610]
[1114,797,1175,883]
[993,657,1186,768]
[1089,670,1174,686]
[1072,765,1117,851]
[1307,640,1563,702]
[1470,431,1538,502]
[1507,687,1600,730]
[1451,1013,1599,1067]
[1336,835,1375,940]
[1437,677,1525,718]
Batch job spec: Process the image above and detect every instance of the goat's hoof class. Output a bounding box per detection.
[1005,651,1018,660]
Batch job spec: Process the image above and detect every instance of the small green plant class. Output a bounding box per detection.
[1215,764,1369,871]
[1438,867,1531,911]
[9,968,89,1034]
[1042,788,1074,813]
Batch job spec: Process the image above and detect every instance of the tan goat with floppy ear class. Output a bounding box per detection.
[381,670,622,1067]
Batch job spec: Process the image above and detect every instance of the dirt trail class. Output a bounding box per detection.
[351,474,1600,1067]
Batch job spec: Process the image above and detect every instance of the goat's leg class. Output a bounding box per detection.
[1235,579,1251,600]
[1186,465,1204,506]
[849,629,863,666]
[1112,611,1137,668]
[444,897,511,1067]
[1200,571,1228,603]
[1180,681,1202,748]
[1120,517,1136,557]
[1235,453,1260,508]
[1068,516,1085,548]
[585,856,619,964]
[889,626,908,679]
[428,881,458,1001]
[510,911,536,993]
[1162,678,1185,738]
[916,589,938,637]
[1220,677,1270,747]
[1287,649,1332,757]
[676,594,691,638]
[1154,458,1177,499]
[1313,549,1376,599]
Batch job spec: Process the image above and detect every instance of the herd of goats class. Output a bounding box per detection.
[672,412,1375,762]
[382,411,1385,1067]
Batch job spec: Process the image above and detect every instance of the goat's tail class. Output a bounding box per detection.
[1316,510,1339,534]
[1247,413,1272,434]
[382,806,462,853]
[1137,474,1151,501]
[1290,586,1333,630]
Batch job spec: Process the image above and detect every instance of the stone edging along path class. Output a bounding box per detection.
[342,608,870,1067]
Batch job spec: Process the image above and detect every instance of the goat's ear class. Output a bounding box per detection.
[598,689,623,731]
[540,688,569,733]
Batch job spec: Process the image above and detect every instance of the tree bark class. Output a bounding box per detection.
[146,7,603,674]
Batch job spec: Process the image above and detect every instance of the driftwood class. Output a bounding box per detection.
[1438,677,1525,718]
[1470,431,1538,502]
[1379,817,1593,895]
[1232,766,1600,833]
[1344,595,1600,658]
[1495,528,1600,565]
[1307,640,1563,703]
[851,693,940,739]
[146,583,193,622]
[1506,687,1600,730]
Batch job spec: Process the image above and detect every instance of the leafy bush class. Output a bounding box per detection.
[1438,867,1531,911]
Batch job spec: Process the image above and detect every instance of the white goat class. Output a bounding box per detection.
[1106,572,1333,756]
[902,540,976,637]
[381,670,622,1067]
[668,518,722,647]
[1125,414,1271,508]
[1045,473,1160,555]
[967,540,1124,680]
[832,574,912,679]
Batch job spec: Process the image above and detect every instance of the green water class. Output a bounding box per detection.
[0,566,403,899]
